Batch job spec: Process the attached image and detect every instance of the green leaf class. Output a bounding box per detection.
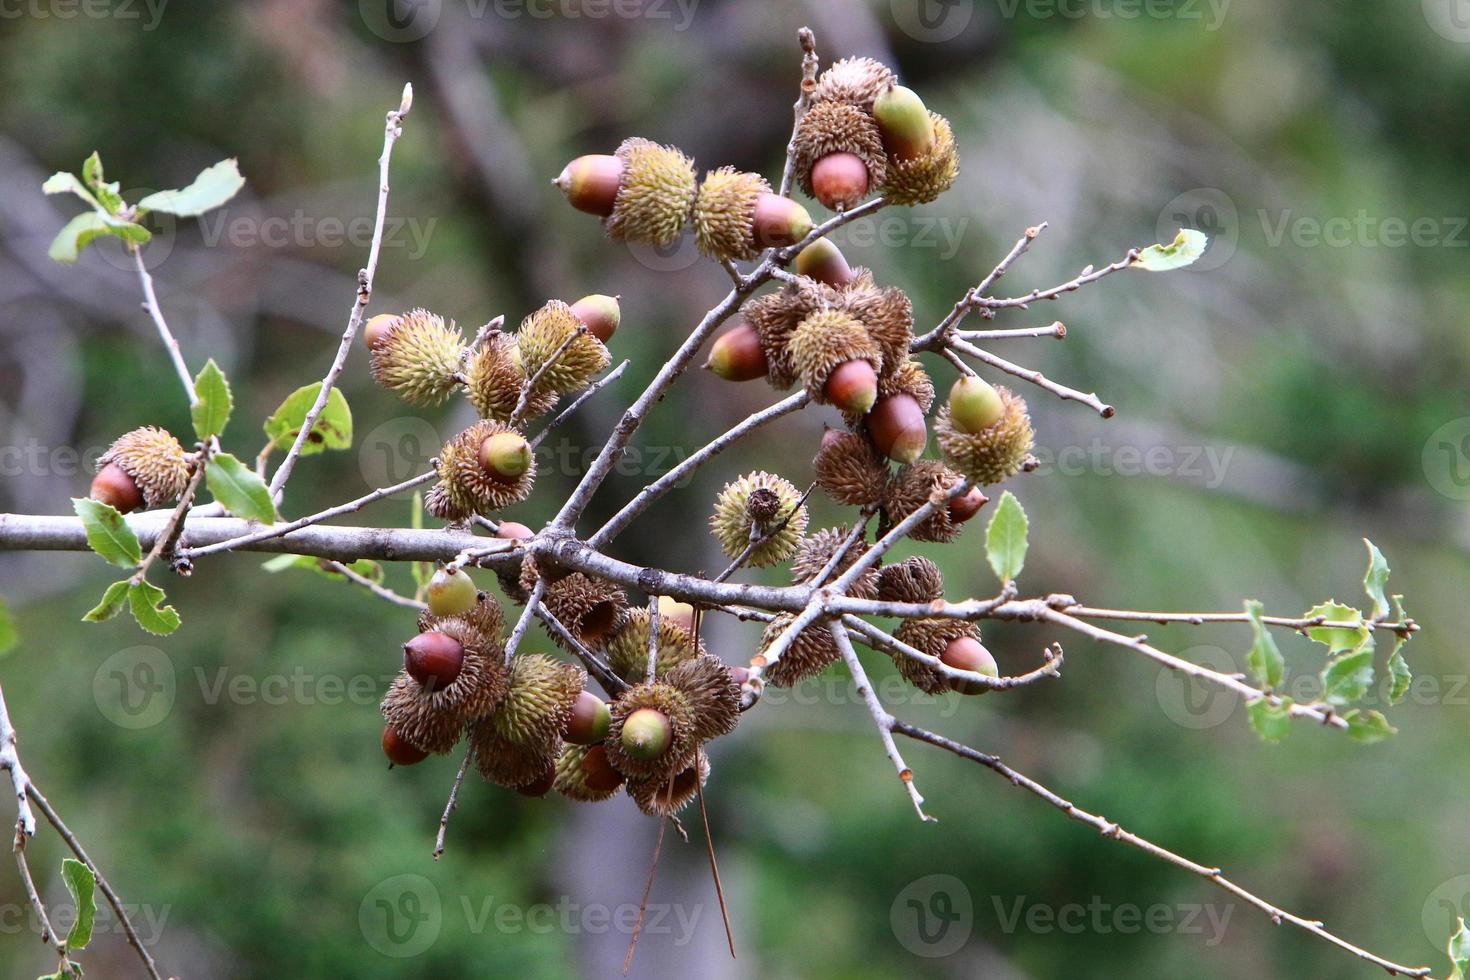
[137,158,245,217]
[71,498,141,567]
[1243,600,1285,690]
[1246,698,1292,742]
[0,598,15,656]
[191,359,233,440]
[61,858,96,950]
[262,554,384,584]
[127,580,180,636]
[1343,709,1397,745]
[1321,647,1374,707]
[48,211,150,264]
[262,383,353,455]
[984,491,1029,583]
[1135,229,1209,271]
[42,171,101,210]
[205,453,276,523]
[1304,600,1369,655]
[81,152,123,215]
[1362,539,1391,619]
[1387,649,1411,706]
[1448,917,1470,980]
[82,581,131,623]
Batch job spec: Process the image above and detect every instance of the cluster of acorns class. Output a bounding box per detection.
[381,566,740,815]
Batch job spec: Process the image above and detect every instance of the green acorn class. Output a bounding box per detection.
[606,607,707,684]
[891,618,989,695]
[759,612,840,688]
[434,419,537,516]
[553,743,624,802]
[464,331,559,423]
[693,167,771,262]
[877,556,945,604]
[93,426,191,512]
[794,239,857,287]
[812,56,896,110]
[812,428,889,507]
[565,690,611,746]
[872,85,934,161]
[794,101,887,211]
[709,471,809,567]
[604,682,697,782]
[934,384,1034,485]
[368,308,466,407]
[419,591,506,647]
[626,753,709,817]
[604,138,698,247]
[879,110,959,206]
[517,300,611,395]
[880,459,968,544]
[789,309,883,412]
[427,567,479,617]
[948,376,1007,432]
[790,525,880,599]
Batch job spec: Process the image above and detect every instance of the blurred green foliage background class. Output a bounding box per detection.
[2,1,1468,977]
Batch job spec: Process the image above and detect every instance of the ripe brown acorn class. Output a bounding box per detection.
[554,154,624,216]
[362,313,401,349]
[823,359,879,415]
[948,486,989,523]
[811,152,870,211]
[404,631,465,693]
[751,193,814,249]
[794,239,856,287]
[496,520,534,540]
[516,762,557,798]
[705,322,769,381]
[867,392,928,463]
[382,726,429,767]
[565,690,611,745]
[90,462,145,514]
[479,432,533,483]
[569,294,620,343]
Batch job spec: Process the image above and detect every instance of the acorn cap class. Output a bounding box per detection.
[424,482,472,523]
[97,426,191,508]
[472,722,561,790]
[606,607,707,684]
[880,111,960,207]
[517,300,611,395]
[812,430,890,507]
[813,56,897,110]
[892,618,983,694]
[760,612,840,688]
[838,281,914,379]
[464,331,558,423]
[626,753,710,817]
[540,570,628,647]
[605,137,698,247]
[741,277,830,390]
[662,654,740,743]
[877,556,945,604]
[880,459,967,544]
[490,653,586,749]
[789,310,883,404]
[368,308,466,407]
[790,525,880,600]
[553,743,624,802]
[436,419,537,516]
[794,101,887,206]
[934,385,1034,485]
[709,471,809,567]
[604,682,697,782]
[693,167,771,262]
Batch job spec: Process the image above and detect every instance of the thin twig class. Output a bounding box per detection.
[950,337,1114,418]
[323,560,426,610]
[530,360,630,449]
[130,246,197,406]
[433,746,473,859]
[510,324,588,427]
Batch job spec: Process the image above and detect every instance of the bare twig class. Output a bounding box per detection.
[323,560,427,610]
[950,337,1114,418]
[530,360,630,449]
[433,746,473,860]
[130,246,198,406]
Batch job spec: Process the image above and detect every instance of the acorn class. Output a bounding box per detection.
[751,193,814,249]
[427,568,479,617]
[535,569,627,646]
[368,308,466,407]
[879,110,959,206]
[812,56,896,110]
[419,591,506,647]
[789,309,882,410]
[404,631,465,693]
[794,239,856,287]
[554,154,624,216]
[794,101,886,211]
[810,152,870,211]
[363,313,401,349]
[662,654,740,742]
[479,431,533,483]
[704,321,769,381]
[517,300,611,395]
[872,85,934,161]
[709,471,809,567]
[948,376,1006,433]
[791,525,880,599]
[759,612,840,688]
[949,486,989,524]
[490,653,586,751]
[866,393,928,464]
[837,279,914,377]
[812,429,890,507]
[516,762,557,798]
[382,726,429,767]
[604,682,697,781]
[693,167,771,262]
[463,331,558,424]
[891,618,986,695]
[942,636,999,695]
[877,556,944,604]
[596,138,699,247]
[606,607,706,683]
[553,743,624,802]
[627,753,710,817]
[565,690,611,745]
[881,459,969,544]
[657,596,696,632]
[434,420,537,516]
[569,294,620,343]
[94,427,191,511]
[381,617,508,755]
[741,276,829,390]
[935,384,1034,485]
[620,707,672,761]
[496,520,534,540]
[473,726,558,790]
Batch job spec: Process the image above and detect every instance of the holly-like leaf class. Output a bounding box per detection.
[191,359,233,441]
[82,581,131,623]
[0,598,16,656]
[985,491,1028,583]
[1135,229,1208,272]
[127,580,180,636]
[61,858,96,950]
[1321,647,1374,707]
[48,211,150,264]
[261,554,384,584]
[81,152,123,215]
[137,158,244,217]
[1343,708,1396,745]
[205,453,276,523]
[1243,599,1285,690]
[1246,697,1292,742]
[1304,600,1369,655]
[1362,539,1391,619]
[262,383,353,455]
[1387,648,1411,706]
[71,498,141,567]
[1448,917,1470,980]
